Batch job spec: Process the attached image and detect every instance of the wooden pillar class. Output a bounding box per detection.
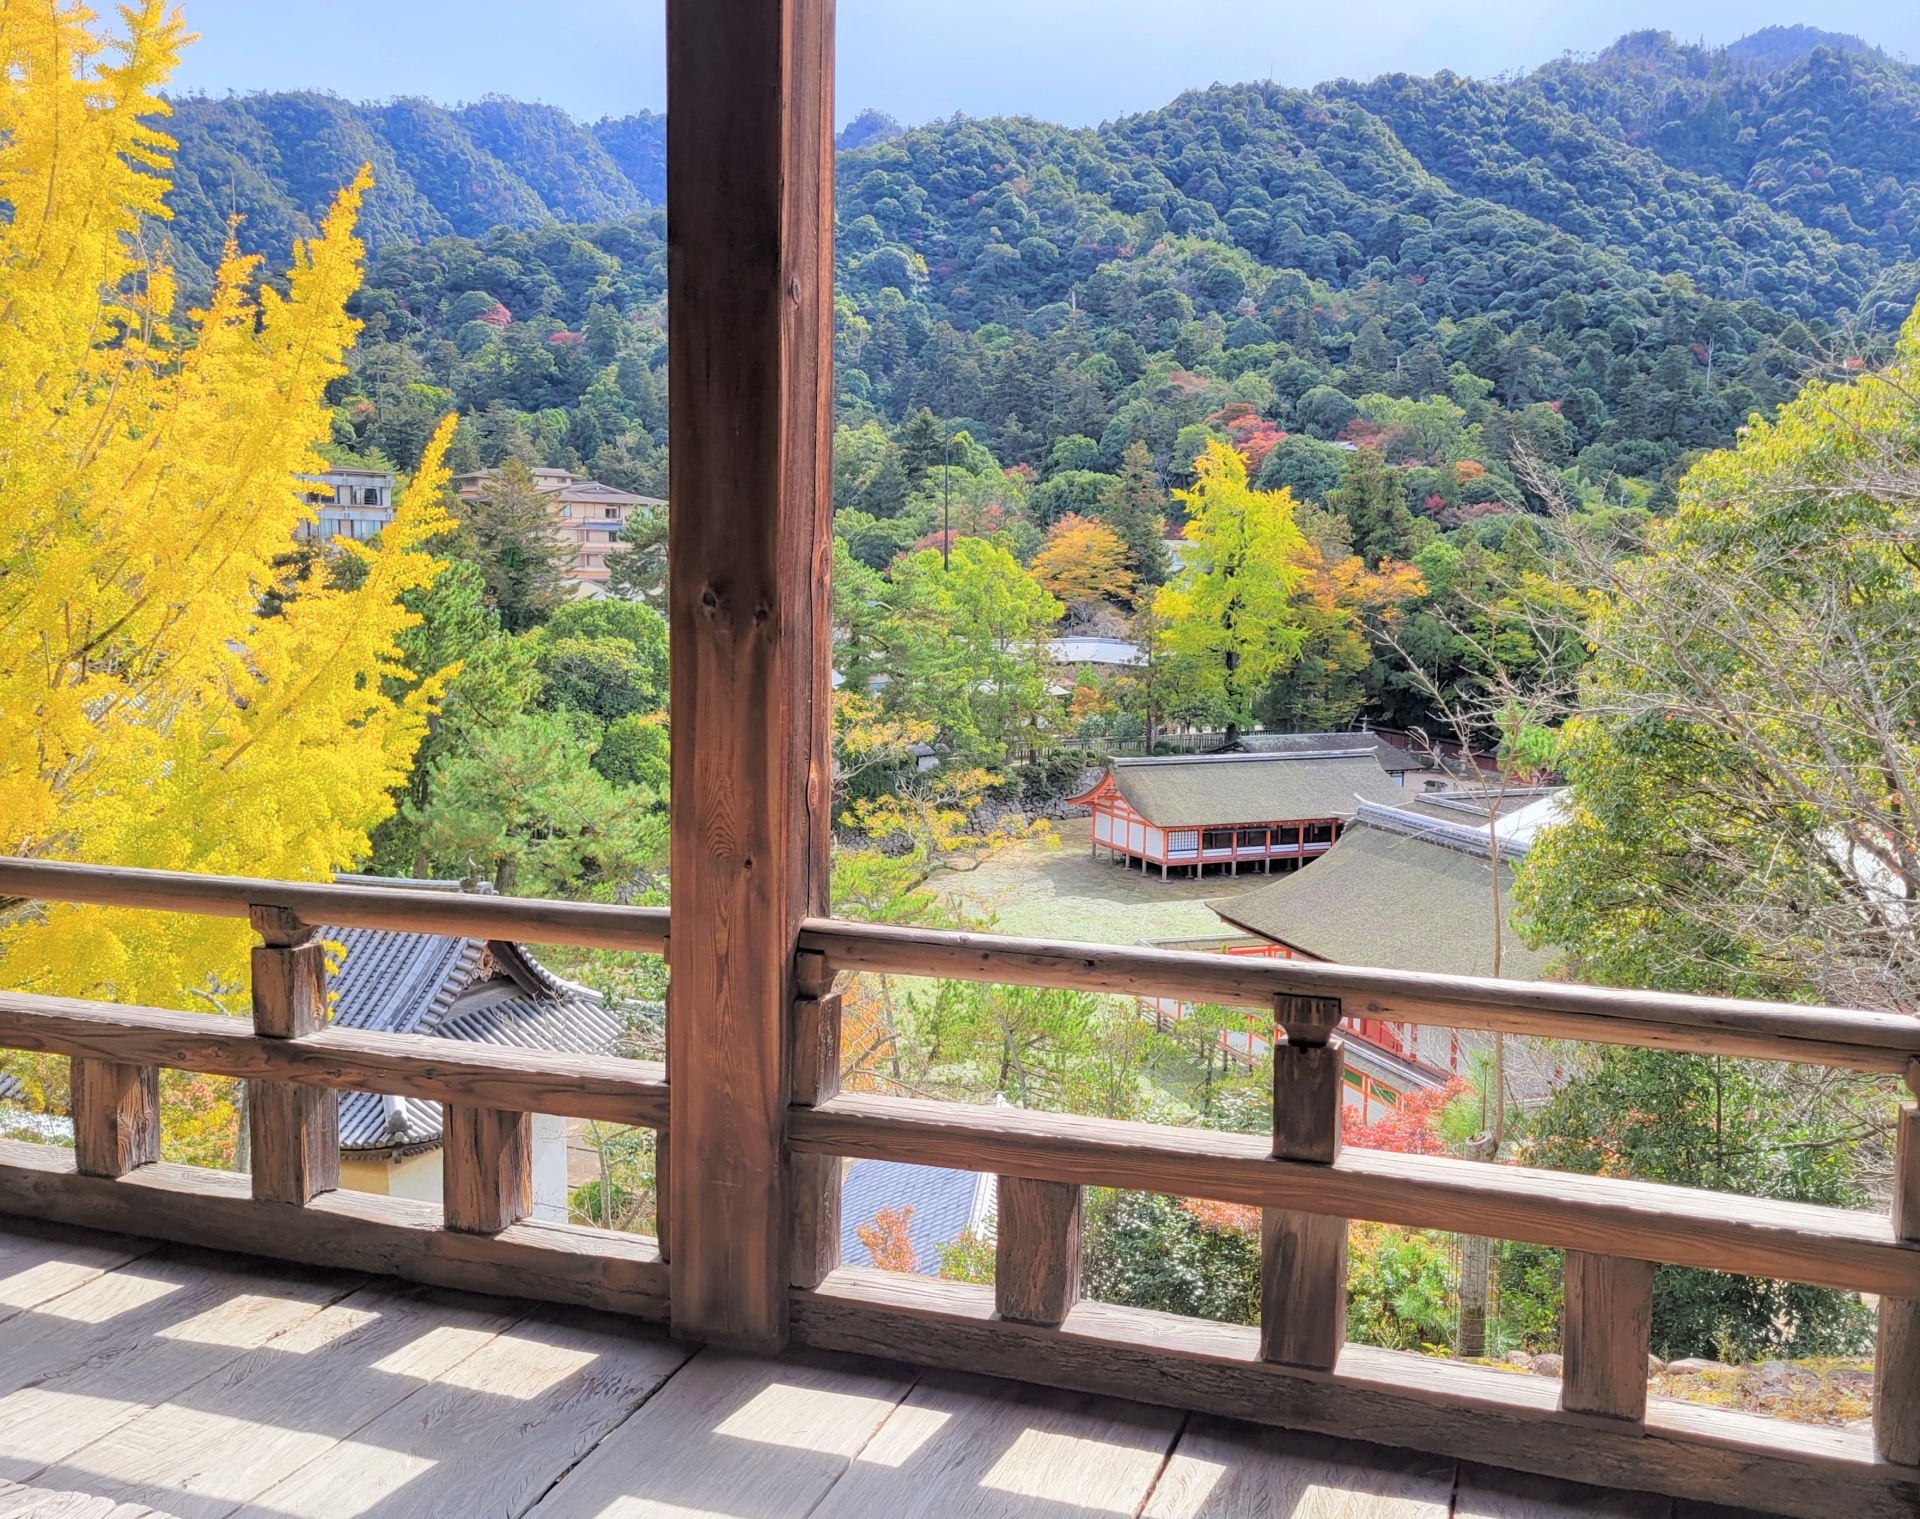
[667,0,835,1352]
[248,904,338,1205]
[789,949,842,1289]
[1875,1101,1920,1464]
[997,1175,1082,1325]
[443,1104,532,1233]
[1261,994,1347,1371]
[71,1059,158,1178]
[1561,1251,1654,1420]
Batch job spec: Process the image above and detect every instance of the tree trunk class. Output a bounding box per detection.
[1456,1132,1497,1358]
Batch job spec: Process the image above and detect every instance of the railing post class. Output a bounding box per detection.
[1561,1251,1655,1420]
[443,1104,532,1233]
[667,0,835,1350]
[247,904,338,1204]
[1261,994,1346,1370]
[789,948,841,1288]
[996,1174,1082,1325]
[1875,1098,1920,1464]
[71,1058,158,1177]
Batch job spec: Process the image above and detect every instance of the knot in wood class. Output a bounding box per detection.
[701,586,720,612]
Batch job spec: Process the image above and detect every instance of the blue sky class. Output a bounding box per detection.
[166,1,1918,127]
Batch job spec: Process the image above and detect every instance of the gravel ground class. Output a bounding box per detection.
[928,818,1277,946]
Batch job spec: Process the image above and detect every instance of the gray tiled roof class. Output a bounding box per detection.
[1223,732,1429,773]
[840,1159,994,1274]
[324,925,616,1153]
[1109,751,1407,828]
[1210,810,1558,980]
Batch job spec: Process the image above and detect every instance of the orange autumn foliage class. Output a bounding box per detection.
[856,1204,918,1272]
[1031,514,1136,608]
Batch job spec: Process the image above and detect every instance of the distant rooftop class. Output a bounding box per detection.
[1218,731,1432,775]
[1092,750,1407,828]
[1210,801,1561,979]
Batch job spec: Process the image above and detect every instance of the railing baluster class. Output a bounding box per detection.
[996,1175,1081,1325]
[248,905,338,1204]
[1875,1097,1920,1465]
[70,1058,158,1177]
[789,948,841,1289]
[443,1104,531,1233]
[1561,1251,1654,1420]
[1261,994,1346,1370]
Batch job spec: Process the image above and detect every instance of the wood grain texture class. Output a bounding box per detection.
[1876,1104,1920,1465]
[790,1151,842,1291]
[525,1348,914,1519]
[0,992,671,1127]
[246,1080,339,1205]
[1260,1208,1347,1371]
[232,1309,691,1519]
[809,1368,1182,1519]
[1876,1295,1920,1466]
[790,994,843,1289]
[790,993,842,1109]
[442,1105,532,1233]
[1893,1104,1919,1243]
[995,1176,1081,1326]
[789,1092,1920,1297]
[1142,1417,1453,1518]
[666,0,835,1351]
[248,942,324,1038]
[791,1267,1918,1519]
[0,1222,157,1329]
[1455,1462,1672,1517]
[0,1477,171,1518]
[1561,1252,1653,1422]
[798,917,1920,1073]
[0,1138,668,1320]
[39,1284,521,1519]
[1273,1035,1343,1164]
[68,1061,157,1180]
[0,858,669,952]
[0,1261,350,1483]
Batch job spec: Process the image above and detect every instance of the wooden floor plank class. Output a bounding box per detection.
[27,1285,523,1519]
[0,1475,175,1518]
[808,1368,1183,1519]
[0,1222,158,1329]
[0,1252,356,1485]
[525,1348,918,1519]
[231,1309,693,1519]
[1456,1463,1673,1518]
[1142,1417,1454,1518]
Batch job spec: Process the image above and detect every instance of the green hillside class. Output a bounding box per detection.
[154,26,1920,577]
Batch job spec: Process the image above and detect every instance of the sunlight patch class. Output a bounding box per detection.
[27,1270,178,1323]
[980,1428,1153,1511]
[433,1334,598,1400]
[849,1400,953,1466]
[157,1296,365,1348]
[711,1380,912,1458]
[0,1388,134,1462]
[369,1324,497,1380]
[259,1442,437,1519]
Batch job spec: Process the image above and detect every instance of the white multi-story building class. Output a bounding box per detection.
[297,466,397,543]
[454,467,662,590]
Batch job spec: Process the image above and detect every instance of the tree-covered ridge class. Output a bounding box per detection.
[158,91,665,289]
[1529,31,1920,270]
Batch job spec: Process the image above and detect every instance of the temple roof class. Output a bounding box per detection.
[1091,750,1407,828]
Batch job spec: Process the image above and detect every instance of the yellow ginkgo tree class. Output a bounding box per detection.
[0,2,453,1026]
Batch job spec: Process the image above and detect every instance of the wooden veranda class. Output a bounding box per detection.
[0,0,1916,1513]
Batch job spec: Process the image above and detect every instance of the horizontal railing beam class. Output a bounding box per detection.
[799,917,1920,1072]
[0,992,670,1128]
[0,858,670,953]
[789,1090,1920,1298]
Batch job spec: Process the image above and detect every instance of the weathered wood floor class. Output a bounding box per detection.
[0,1218,1778,1519]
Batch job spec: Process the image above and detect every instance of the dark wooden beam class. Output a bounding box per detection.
[667,0,834,1351]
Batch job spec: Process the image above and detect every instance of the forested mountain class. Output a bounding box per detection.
[158,93,664,287]
[157,25,1920,571]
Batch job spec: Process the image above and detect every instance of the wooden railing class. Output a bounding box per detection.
[0,857,1915,1519]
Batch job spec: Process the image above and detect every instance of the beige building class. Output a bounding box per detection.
[454,467,662,590]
